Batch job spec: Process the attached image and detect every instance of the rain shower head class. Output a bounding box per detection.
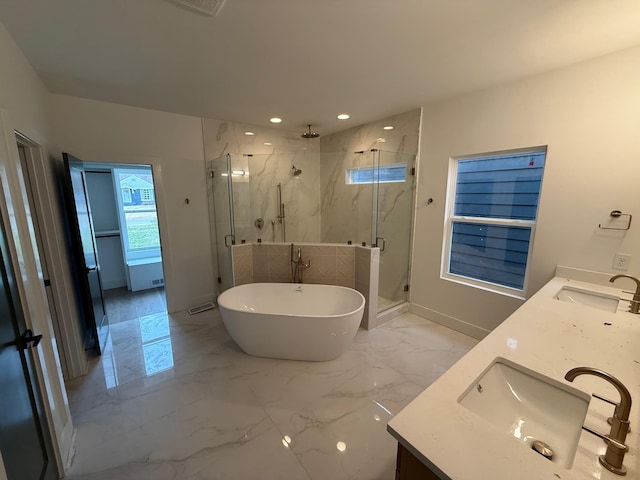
[301,125,320,139]
[291,165,302,176]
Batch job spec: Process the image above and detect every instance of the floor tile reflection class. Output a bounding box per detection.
[65,309,478,479]
[104,286,167,325]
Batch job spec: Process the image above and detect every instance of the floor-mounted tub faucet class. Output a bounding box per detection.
[610,274,640,314]
[290,244,310,283]
[565,367,632,475]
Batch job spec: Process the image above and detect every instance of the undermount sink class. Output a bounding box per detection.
[458,358,590,469]
[554,286,620,313]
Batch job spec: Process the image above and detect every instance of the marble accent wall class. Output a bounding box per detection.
[230,152,321,245]
[319,109,421,244]
[203,119,321,288]
[319,151,376,245]
[319,108,421,158]
[319,109,420,309]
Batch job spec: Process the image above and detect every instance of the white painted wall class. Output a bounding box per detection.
[49,95,215,312]
[0,20,75,476]
[85,171,127,289]
[412,46,640,337]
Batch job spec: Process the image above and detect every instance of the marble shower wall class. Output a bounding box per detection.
[204,119,321,288]
[319,108,421,157]
[319,108,421,243]
[203,120,321,243]
[319,109,421,304]
[231,152,321,244]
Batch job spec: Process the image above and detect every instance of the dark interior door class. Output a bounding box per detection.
[62,152,108,354]
[0,213,57,480]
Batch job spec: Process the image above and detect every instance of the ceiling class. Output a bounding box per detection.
[1,0,640,135]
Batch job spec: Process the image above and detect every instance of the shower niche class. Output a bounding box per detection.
[207,150,416,316]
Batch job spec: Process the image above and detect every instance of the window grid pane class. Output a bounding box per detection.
[454,152,545,220]
[446,148,546,292]
[347,164,407,184]
[117,170,160,251]
[449,222,531,289]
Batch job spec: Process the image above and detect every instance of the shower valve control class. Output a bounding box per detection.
[254,218,265,229]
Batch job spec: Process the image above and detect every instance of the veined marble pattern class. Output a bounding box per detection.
[65,307,477,479]
[104,287,167,325]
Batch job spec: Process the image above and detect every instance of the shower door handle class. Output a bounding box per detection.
[224,234,235,247]
[375,237,386,252]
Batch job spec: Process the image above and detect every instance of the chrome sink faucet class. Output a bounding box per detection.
[610,274,640,314]
[565,367,632,475]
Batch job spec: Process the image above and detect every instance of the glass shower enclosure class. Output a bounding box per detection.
[372,150,415,311]
[207,150,416,313]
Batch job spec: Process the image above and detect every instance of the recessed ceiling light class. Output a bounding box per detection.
[269,117,282,124]
[383,125,394,130]
[264,142,272,146]
[337,114,350,120]
[244,131,255,136]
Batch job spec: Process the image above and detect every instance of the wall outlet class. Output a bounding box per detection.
[613,253,631,271]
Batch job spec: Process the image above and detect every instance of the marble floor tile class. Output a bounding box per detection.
[273,363,424,480]
[65,309,478,479]
[104,286,167,325]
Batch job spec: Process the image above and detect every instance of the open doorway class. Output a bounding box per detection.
[83,163,167,325]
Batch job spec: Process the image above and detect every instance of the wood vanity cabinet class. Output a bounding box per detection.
[395,443,443,480]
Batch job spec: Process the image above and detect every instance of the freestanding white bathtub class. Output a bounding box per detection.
[217,283,365,361]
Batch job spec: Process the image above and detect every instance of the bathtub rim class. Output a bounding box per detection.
[217,282,366,319]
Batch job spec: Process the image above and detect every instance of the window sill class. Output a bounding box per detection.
[126,257,162,267]
[440,273,526,301]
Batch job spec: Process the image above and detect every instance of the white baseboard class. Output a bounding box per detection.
[408,303,489,340]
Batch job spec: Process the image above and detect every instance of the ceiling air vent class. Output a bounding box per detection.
[166,0,227,16]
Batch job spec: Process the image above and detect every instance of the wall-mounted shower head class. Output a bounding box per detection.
[301,125,320,139]
[291,165,302,176]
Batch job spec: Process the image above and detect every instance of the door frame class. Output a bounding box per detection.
[0,203,58,480]
[16,134,89,379]
[0,109,73,476]
[69,155,173,309]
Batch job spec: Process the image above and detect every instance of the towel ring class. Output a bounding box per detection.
[599,210,632,231]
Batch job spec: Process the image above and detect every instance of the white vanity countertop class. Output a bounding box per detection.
[387,275,640,479]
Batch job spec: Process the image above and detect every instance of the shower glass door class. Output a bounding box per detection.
[228,154,252,243]
[373,150,415,312]
[209,154,235,292]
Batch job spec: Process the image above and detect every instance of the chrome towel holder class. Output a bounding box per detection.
[599,210,632,231]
